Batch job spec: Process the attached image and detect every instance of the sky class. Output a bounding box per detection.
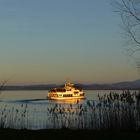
[0,0,139,85]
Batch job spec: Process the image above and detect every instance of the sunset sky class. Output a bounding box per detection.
[0,0,139,84]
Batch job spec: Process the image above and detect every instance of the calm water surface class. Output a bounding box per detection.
[0,90,133,129]
[0,90,123,101]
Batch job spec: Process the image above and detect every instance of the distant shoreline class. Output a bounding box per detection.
[1,87,140,91]
[1,86,140,91]
[1,79,140,90]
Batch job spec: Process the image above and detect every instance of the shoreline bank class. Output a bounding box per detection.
[0,128,140,140]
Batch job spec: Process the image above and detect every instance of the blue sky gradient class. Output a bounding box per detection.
[0,0,138,84]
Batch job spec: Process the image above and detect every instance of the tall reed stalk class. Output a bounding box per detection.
[0,90,140,130]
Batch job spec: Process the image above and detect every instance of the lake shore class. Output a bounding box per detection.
[0,128,140,140]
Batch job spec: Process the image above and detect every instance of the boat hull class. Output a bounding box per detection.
[47,96,85,100]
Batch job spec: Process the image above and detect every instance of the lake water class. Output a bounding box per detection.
[0,90,137,130]
[0,90,124,105]
[0,90,123,101]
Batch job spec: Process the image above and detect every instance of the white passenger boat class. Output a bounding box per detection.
[47,82,85,100]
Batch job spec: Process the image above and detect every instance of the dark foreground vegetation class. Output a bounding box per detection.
[0,128,140,140]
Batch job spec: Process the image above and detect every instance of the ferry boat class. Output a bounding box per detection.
[47,82,85,100]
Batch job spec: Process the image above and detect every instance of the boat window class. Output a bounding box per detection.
[63,94,72,97]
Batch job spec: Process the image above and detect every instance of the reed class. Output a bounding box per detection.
[45,90,140,130]
[0,90,140,130]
